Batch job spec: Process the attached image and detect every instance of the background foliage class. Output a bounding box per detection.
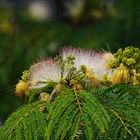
[0,0,140,123]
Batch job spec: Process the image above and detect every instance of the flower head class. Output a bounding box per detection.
[15,80,29,97]
[110,63,130,84]
[29,59,61,89]
[61,48,113,80]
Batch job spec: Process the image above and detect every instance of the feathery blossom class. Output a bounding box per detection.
[15,46,140,99]
[29,59,61,89]
[61,48,113,79]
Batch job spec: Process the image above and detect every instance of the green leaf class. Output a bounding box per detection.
[0,101,47,140]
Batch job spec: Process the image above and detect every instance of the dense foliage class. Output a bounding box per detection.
[0,84,139,140]
[0,47,140,139]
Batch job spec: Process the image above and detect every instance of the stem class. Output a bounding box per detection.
[74,89,83,114]
[111,109,133,136]
[49,88,56,102]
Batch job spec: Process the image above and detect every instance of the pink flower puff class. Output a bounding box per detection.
[28,48,113,89]
[61,48,113,80]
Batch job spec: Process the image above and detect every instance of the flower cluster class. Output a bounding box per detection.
[109,46,140,85]
[15,47,140,100]
[109,46,140,70]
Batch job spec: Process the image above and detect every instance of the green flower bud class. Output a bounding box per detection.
[126,58,136,66]
[133,52,140,60]
[122,57,127,64]
[116,48,123,56]
[21,70,30,82]
[123,46,133,57]
[109,58,120,68]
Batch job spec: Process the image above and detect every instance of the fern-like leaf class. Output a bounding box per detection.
[0,101,47,140]
[45,88,110,140]
[93,83,140,139]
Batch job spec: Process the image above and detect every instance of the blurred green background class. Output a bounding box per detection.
[0,0,139,124]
